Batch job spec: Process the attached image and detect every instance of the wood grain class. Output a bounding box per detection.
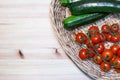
[0,48,68,59]
[0,0,57,49]
[0,60,91,80]
[0,0,91,80]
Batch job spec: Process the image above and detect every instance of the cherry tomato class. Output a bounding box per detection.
[76,32,87,43]
[93,55,103,65]
[79,49,89,60]
[88,48,95,58]
[117,48,120,57]
[113,58,120,69]
[100,62,111,72]
[88,26,99,35]
[110,24,119,32]
[106,34,112,41]
[90,34,101,44]
[102,49,113,61]
[85,39,93,48]
[111,34,120,42]
[94,43,105,54]
[110,45,120,55]
[101,24,110,33]
[110,56,117,64]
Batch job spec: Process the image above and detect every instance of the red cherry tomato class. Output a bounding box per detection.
[76,32,87,43]
[85,39,93,48]
[106,34,112,41]
[90,34,101,44]
[94,43,105,54]
[111,34,120,42]
[100,62,111,72]
[93,55,103,65]
[101,24,110,33]
[88,26,99,35]
[110,56,117,64]
[79,49,89,60]
[110,45,120,55]
[113,58,120,69]
[110,24,119,32]
[88,48,95,58]
[117,48,120,57]
[102,49,113,61]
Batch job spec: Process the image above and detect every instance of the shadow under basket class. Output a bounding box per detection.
[50,0,120,79]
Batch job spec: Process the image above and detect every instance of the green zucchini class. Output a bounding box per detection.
[63,13,108,30]
[60,0,80,6]
[60,0,69,6]
[69,0,120,15]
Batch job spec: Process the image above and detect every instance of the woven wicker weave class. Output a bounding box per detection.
[50,0,120,79]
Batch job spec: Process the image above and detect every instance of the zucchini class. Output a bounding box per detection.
[60,0,69,6]
[60,0,118,6]
[69,0,120,15]
[60,0,80,6]
[63,13,108,30]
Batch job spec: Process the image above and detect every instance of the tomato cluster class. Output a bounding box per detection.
[75,24,120,72]
[102,24,120,42]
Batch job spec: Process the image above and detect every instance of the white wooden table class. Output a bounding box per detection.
[0,0,92,80]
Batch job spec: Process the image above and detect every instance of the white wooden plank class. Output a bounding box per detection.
[0,0,50,4]
[0,49,20,59]
[0,18,60,49]
[0,19,51,29]
[0,19,53,36]
[0,60,91,80]
[0,11,49,18]
[0,0,50,18]
[0,8,49,18]
[0,36,59,49]
[21,48,67,59]
[0,48,67,59]
[0,7,49,12]
[0,76,91,80]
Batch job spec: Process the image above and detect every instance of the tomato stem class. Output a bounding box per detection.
[86,31,111,65]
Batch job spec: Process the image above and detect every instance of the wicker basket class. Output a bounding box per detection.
[50,0,120,79]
